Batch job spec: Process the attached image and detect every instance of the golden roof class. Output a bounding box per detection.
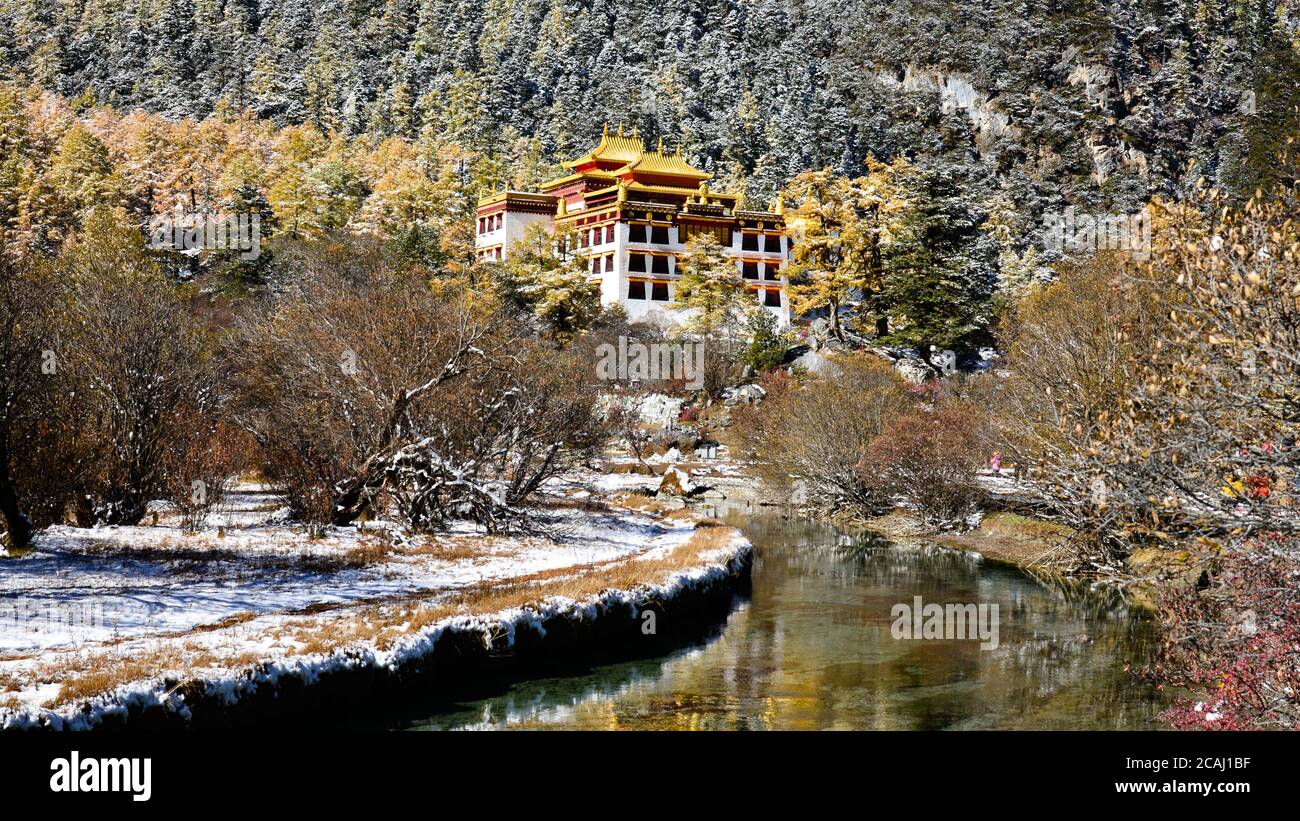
[624,140,711,181]
[628,181,731,198]
[538,169,617,192]
[562,125,712,181]
[476,189,558,207]
[562,124,647,169]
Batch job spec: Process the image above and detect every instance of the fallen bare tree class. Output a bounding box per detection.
[384,343,604,531]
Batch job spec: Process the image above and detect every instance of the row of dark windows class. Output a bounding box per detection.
[626,224,785,253]
[742,261,781,280]
[628,224,672,244]
[626,280,783,307]
[626,253,782,279]
[627,280,671,301]
[627,253,672,274]
[579,224,616,247]
[477,214,503,234]
[741,233,784,253]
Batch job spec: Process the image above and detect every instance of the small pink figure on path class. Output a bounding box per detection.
[990,451,1002,472]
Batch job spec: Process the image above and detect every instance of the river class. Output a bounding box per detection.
[397,505,1166,730]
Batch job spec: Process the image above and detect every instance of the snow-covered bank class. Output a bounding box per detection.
[0,482,753,730]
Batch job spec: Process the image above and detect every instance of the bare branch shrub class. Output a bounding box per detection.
[0,256,62,546]
[735,355,909,515]
[862,401,991,530]
[161,418,254,532]
[55,210,217,526]
[989,255,1165,561]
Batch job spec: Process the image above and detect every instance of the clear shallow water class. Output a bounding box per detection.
[400,508,1166,730]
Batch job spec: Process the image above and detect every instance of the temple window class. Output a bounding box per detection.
[764,288,782,307]
[628,280,647,300]
[742,261,759,279]
[741,232,759,251]
[605,255,614,272]
[650,225,670,245]
[764,233,782,252]
[605,225,615,244]
[628,253,647,272]
[591,257,601,275]
[651,282,670,301]
[629,223,648,243]
[651,255,670,275]
[764,264,780,280]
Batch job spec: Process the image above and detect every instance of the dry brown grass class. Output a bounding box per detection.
[390,534,516,561]
[360,520,742,648]
[39,642,278,708]
[611,491,683,516]
[46,647,186,707]
[339,537,392,568]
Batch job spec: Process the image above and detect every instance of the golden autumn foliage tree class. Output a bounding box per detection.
[1094,184,1300,543]
[782,159,909,341]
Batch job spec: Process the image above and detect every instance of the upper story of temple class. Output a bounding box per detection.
[475,126,791,325]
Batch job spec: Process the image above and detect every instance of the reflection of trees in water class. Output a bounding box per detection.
[411,514,1165,730]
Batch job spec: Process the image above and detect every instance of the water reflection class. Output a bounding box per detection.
[401,511,1165,730]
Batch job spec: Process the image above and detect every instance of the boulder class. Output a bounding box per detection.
[788,349,841,377]
[658,466,697,497]
[648,446,683,464]
[893,357,935,384]
[723,384,767,406]
[884,349,936,383]
[808,317,835,350]
[637,393,686,427]
[651,426,701,454]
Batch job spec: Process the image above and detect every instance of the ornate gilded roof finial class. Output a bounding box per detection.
[556,196,567,216]
[771,196,784,215]
[617,182,628,204]
[675,145,682,157]
[657,136,665,154]
[602,123,609,138]
[698,181,709,198]
[631,125,639,141]
[616,122,624,137]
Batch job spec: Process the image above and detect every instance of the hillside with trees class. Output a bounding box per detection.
[1,0,1296,235]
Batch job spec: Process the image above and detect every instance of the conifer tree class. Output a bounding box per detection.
[879,165,998,355]
[501,222,599,337]
[674,232,747,332]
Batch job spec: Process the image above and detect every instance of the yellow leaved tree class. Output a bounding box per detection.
[782,159,908,340]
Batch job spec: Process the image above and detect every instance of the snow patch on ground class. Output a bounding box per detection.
[0,478,752,729]
[0,529,752,730]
